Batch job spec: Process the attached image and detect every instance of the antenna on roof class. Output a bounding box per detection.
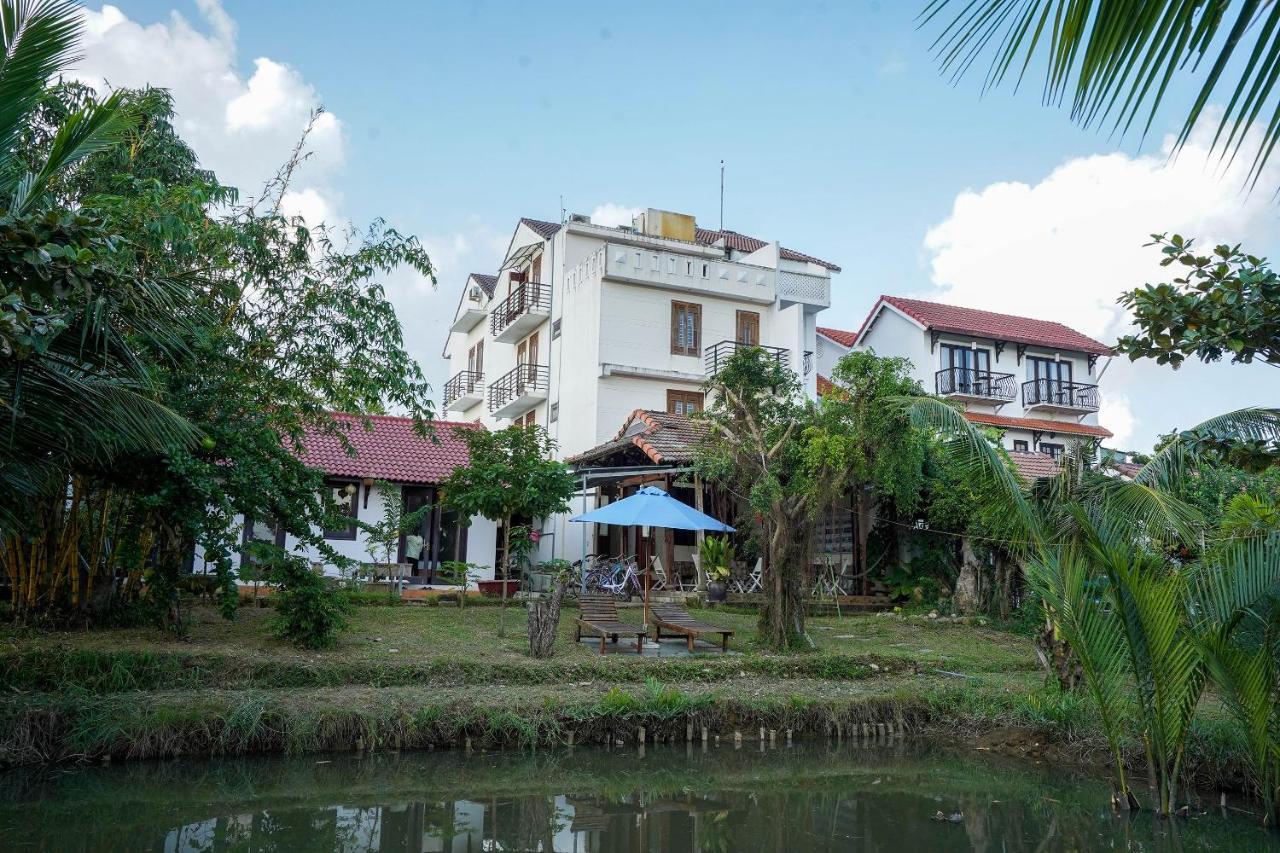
[559,195,565,224]
[719,160,725,231]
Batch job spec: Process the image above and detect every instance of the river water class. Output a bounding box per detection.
[1,741,1275,851]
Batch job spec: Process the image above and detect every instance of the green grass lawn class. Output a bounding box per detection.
[2,602,1041,677]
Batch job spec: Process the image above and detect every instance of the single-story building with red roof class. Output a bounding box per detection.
[195,412,499,584]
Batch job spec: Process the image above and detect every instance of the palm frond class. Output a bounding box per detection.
[1025,545,1132,779]
[6,90,138,213]
[0,0,83,176]
[900,395,1044,549]
[1136,407,1280,489]
[921,1,1280,187]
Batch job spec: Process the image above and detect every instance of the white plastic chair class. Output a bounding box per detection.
[732,558,763,594]
[648,556,669,592]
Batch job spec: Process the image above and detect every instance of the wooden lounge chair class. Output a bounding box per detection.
[649,604,734,653]
[575,593,647,654]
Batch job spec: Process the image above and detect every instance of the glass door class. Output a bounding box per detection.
[1029,357,1072,404]
[942,344,990,394]
[399,486,435,581]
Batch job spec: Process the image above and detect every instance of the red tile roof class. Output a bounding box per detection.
[963,412,1113,439]
[816,374,836,397]
[857,295,1112,356]
[567,409,708,466]
[817,326,858,348]
[694,227,841,272]
[1008,450,1059,482]
[299,413,480,485]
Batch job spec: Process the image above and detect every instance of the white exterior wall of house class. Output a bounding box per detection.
[441,210,835,569]
[856,304,1108,453]
[193,484,498,582]
[815,330,852,379]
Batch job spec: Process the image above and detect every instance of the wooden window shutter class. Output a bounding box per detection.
[670,302,680,354]
[691,304,701,353]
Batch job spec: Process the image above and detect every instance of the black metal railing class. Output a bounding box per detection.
[488,363,550,412]
[704,340,789,377]
[935,367,1017,401]
[1022,378,1099,411]
[443,370,483,406]
[803,350,814,376]
[489,281,550,337]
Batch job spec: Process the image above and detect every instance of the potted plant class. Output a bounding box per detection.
[700,535,732,603]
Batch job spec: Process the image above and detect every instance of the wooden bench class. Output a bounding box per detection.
[649,604,733,653]
[575,594,647,654]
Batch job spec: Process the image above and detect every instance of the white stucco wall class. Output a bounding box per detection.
[854,303,1108,454]
[193,482,498,582]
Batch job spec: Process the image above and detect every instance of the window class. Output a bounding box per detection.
[550,402,559,423]
[321,480,359,539]
[670,301,702,356]
[1040,442,1065,459]
[1012,439,1029,452]
[686,260,693,276]
[736,311,760,346]
[517,330,540,366]
[941,343,990,374]
[240,515,285,569]
[467,340,484,375]
[551,318,561,340]
[701,263,708,278]
[667,390,703,416]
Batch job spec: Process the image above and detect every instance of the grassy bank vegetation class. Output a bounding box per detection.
[0,604,1253,794]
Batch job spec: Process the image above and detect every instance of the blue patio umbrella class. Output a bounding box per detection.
[570,486,734,630]
[570,486,735,532]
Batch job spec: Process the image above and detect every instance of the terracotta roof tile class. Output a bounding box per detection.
[299,412,479,485]
[857,295,1112,356]
[817,326,858,348]
[963,412,1114,439]
[816,374,836,397]
[568,409,707,466]
[1007,450,1059,482]
[694,227,841,272]
[520,217,562,240]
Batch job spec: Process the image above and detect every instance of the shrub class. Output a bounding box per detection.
[266,551,352,649]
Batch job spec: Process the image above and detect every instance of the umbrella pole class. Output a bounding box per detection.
[641,525,650,641]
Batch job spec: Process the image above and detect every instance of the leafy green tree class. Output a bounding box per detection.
[1117,234,1280,370]
[922,1,1280,187]
[910,396,1280,817]
[1,5,437,627]
[440,425,575,637]
[821,351,930,588]
[696,348,927,649]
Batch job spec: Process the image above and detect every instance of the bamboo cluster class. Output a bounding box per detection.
[0,478,154,619]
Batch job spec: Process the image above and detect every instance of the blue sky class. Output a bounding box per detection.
[84,1,1277,449]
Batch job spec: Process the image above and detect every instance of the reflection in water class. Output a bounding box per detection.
[1,741,1276,851]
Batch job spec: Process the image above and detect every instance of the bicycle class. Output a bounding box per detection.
[598,556,643,599]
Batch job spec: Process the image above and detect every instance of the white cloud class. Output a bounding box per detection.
[75,2,343,220]
[590,203,641,228]
[921,119,1280,449]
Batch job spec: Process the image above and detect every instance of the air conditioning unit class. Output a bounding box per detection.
[568,213,592,224]
[467,286,482,302]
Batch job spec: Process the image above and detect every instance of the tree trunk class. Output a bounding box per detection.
[954,538,982,615]
[527,575,568,658]
[758,506,812,650]
[1038,612,1083,690]
[854,490,874,596]
[498,515,511,638]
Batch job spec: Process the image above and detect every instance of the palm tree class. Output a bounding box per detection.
[0,1,198,608]
[906,397,1280,818]
[922,1,1280,187]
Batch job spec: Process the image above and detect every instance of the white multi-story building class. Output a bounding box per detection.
[441,208,840,565]
[820,295,1115,459]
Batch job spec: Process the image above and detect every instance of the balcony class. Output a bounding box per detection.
[490,281,550,343]
[443,370,484,412]
[1022,378,1100,414]
[488,363,549,419]
[936,367,1017,406]
[776,269,831,309]
[704,340,789,377]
